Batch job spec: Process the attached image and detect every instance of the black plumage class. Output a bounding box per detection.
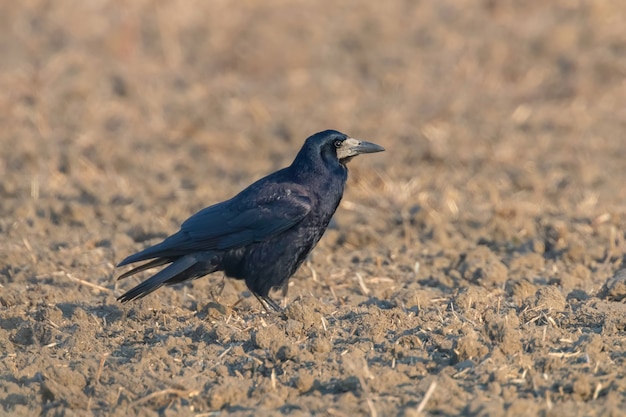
[116,130,384,311]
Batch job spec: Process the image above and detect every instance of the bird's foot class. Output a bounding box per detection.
[254,294,283,313]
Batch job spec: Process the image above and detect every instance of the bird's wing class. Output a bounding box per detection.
[181,186,312,250]
[116,184,312,267]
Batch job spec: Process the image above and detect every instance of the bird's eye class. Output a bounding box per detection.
[333,140,343,148]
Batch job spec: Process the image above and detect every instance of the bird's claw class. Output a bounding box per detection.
[255,294,283,313]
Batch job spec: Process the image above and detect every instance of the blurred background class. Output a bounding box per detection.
[2,0,625,279]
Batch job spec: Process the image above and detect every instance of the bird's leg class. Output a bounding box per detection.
[254,293,282,312]
[209,275,226,302]
[218,275,226,296]
[280,282,289,309]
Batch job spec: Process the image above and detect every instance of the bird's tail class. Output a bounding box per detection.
[116,232,189,267]
[117,255,201,302]
[117,257,173,280]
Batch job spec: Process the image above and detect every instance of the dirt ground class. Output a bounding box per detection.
[1,0,626,416]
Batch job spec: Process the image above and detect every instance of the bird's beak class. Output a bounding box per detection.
[337,137,385,161]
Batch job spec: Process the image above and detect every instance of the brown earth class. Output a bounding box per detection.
[1,1,626,416]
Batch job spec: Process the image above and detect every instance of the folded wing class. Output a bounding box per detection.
[117,184,312,267]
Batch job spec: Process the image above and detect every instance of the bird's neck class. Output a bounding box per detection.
[290,157,347,183]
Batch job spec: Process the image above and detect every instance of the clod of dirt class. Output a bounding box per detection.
[211,323,237,344]
[294,370,315,393]
[459,246,508,287]
[561,264,592,292]
[534,286,567,312]
[340,348,372,383]
[505,398,542,416]
[393,285,435,312]
[257,389,289,409]
[506,279,538,307]
[11,326,35,346]
[507,252,545,280]
[567,289,590,301]
[276,344,298,361]
[41,365,89,408]
[284,296,327,329]
[574,334,606,363]
[453,285,494,313]
[284,319,304,337]
[565,242,589,263]
[571,374,593,401]
[598,269,626,302]
[253,325,287,355]
[484,311,522,356]
[454,329,489,362]
[310,336,332,354]
[207,378,253,410]
[0,328,15,355]
[369,367,412,394]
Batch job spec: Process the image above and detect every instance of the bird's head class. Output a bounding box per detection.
[301,130,385,167]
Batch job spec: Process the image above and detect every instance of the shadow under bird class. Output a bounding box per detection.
[116,130,384,311]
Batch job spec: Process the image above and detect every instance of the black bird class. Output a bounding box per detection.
[116,130,384,311]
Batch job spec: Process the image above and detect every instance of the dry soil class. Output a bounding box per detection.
[1,1,626,416]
